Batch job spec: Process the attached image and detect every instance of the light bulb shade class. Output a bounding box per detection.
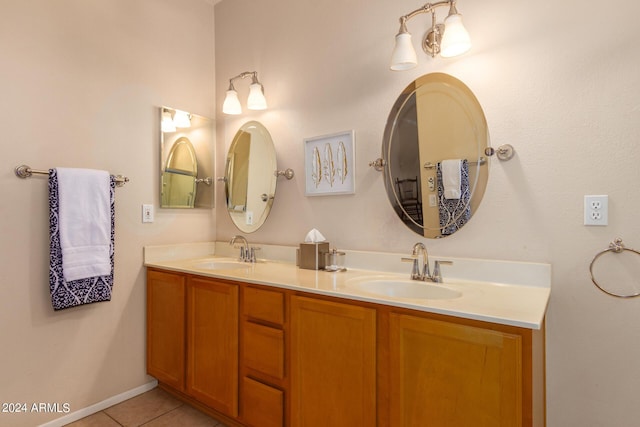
[223,89,242,115]
[173,109,191,128]
[161,111,176,133]
[390,32,417,70]
[247,83,267,110]
[440,14,471,58]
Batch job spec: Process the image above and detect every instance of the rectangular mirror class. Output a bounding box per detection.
[160,106,214,208]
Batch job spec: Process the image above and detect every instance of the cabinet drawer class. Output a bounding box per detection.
[243,286,285,325]
[243,322,285,379]
[241,377,284,427]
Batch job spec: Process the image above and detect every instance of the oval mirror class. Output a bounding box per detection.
[160,107,214,208]
[225,121,277,233]
[382,73,490,238]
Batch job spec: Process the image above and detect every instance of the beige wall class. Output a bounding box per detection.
[215,0,640,426]
[0,1,216,426]
[2,0,640,425]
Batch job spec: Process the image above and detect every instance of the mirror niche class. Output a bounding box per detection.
[382,73,490,238]
[160,107,214,208]
[225,121,278,233]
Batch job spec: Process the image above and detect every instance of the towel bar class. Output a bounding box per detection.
[423,157,487,170]
[369,144,515,172]
[14,165,129,187]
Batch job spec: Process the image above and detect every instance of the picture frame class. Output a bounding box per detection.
[304,130,355,196]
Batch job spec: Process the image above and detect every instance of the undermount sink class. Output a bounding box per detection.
[346,278,462,300]
[191,259,251,270]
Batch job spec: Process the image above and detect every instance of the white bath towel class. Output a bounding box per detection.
[56,168,112,282]
[441,159,462,200]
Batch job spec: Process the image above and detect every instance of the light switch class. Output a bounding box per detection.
[142,204,154,223]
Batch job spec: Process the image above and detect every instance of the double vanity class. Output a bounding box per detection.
[144,242,549,427]
[148,71,545,426]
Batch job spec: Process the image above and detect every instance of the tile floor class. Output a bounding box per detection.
[65,387,230,427]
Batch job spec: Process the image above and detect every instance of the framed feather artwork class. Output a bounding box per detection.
[304,130,355,196]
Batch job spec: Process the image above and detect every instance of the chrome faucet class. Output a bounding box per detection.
[402,242,452,282]
[413,242,430,280]
[229,235,255,262]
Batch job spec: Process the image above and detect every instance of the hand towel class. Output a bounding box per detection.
[49,169,115,310]
[441,159,462,199]
[437,160,471,235]
[57,168,111,282]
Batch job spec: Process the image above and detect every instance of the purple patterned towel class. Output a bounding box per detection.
[48,169,115,310]
[436,159,471,236]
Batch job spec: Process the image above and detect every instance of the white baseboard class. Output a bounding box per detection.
[38,379,158,427]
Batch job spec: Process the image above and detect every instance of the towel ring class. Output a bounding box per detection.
[589,238,640,298]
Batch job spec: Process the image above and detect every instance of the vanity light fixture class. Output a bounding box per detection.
[173,109,191,128]
[161,108,191,132]
[161,109,176,133]
[222,71,267,115]
[390,0,471,70]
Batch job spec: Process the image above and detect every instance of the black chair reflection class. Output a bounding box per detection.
[395,177,423,224]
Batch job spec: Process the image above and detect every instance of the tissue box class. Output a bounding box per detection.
[298,242,330,270]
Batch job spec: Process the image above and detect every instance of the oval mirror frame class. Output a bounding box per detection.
[225,121,278,233]
[382,73,490,238]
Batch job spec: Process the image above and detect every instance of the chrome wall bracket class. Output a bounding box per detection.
[275,168,295,180]
[195,177,213,185]
[368,158,386,172]
[485,144,515,161]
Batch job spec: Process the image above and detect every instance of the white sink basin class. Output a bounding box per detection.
[191,260,251,270]
[346,278,462,300]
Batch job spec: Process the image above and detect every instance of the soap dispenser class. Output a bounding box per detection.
[324,248,346,272]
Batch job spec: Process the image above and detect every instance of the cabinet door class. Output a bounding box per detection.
[290,296,376,427]
[146,269,186,391]
[186,276,239,417]
[389,313,523,427]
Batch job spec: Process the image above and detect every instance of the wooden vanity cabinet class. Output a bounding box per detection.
[240,286,286,427]
[378,309,544,427]
[146,269,186,392]
[186,275,239,417]
[148,268,544,427]
[146,269,239,419]
[290,295,377,427]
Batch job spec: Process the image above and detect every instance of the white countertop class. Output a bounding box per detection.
[144,242,550,330]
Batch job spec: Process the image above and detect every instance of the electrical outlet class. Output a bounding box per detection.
[584,195,608,226]
[142,204,154,223]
